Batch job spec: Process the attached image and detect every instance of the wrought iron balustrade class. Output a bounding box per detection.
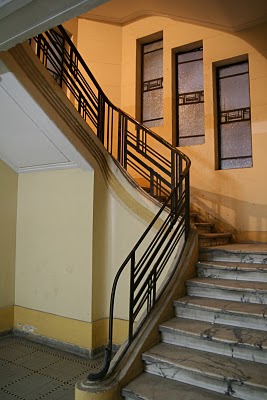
[30,25,191,381]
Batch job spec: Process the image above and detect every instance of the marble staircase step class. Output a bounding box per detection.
[199,233,232,247]
[142,342,267,399]
[194,222,214,233]
[199,244,267,264]
[197,261,267,281]
[174,296,267,331]
[122,372,232,400]
[186,277,267,304]
[159,317,267,364]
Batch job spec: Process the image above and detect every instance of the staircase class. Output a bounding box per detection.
[191,211,233,247]
[122,241,267,399]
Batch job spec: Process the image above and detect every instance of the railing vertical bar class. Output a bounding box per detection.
[107,105,110,153]
[129,254,135,340]
[117,111,122,163]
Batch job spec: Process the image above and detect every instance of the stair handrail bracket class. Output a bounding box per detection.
[30,25,191,382]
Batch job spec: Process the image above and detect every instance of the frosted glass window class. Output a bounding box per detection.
[176,47,204,146]
[142,40,163,127]
[217,61,252,170]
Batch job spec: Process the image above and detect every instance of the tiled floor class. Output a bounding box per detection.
[0,335,103,400]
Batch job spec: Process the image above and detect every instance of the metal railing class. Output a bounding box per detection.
[30,25,191,381]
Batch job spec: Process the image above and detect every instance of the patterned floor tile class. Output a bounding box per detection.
[0,389,20,399]
[0,336,103,400]
[3,373,64,400]
[0,363,31,386]
[40,358,91,383]
[15,350,61,371]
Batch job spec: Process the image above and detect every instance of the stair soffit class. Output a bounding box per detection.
[0,59,92,174]
[0,0,110,51]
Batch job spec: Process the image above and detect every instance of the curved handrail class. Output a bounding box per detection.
[29,25,191,382]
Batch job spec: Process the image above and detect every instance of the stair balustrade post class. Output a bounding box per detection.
[128,253,135,341]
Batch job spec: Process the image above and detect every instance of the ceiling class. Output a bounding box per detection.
[81,0,267,32]
[0,60,91,174]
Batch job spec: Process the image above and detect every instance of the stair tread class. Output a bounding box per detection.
[194,222,214,227]
[174,296,267,317]
[143,342,267,389]
[187,277,267,291]
[199,233,232,238]
[200,243,267,253]
[122,372,232,400]
[159,317,267,349]
[197,260,267,271]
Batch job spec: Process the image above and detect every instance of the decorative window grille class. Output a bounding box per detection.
[176,47,204,146]
[217,61,252,170]
[141,40,163,127]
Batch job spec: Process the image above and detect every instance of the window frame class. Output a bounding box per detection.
[215,59,253,170]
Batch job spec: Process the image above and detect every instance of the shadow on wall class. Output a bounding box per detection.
[191,186,267,242]
[236,22,267,58]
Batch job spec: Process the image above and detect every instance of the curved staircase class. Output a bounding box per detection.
[28,26,267,399]
[122,242,267,400]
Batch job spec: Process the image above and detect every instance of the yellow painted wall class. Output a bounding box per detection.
[15,168,94,322]
[121,18,267,241]
[77,17,267,241]
[90,168,155,323]
[14,166,150,346]
[0,160,17,310]
[77,18,122,106]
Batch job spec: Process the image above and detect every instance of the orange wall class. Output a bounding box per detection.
[76,17,267,242]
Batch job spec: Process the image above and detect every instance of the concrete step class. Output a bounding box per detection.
[174,296,267,331]
[142,343,267,399]
[186,277,267,304]
[199,233,232,247]
[194,222,214,233]
[199,244,267,264]
[197,261,267,281]
[159,317,267,364]
[122,372,232,400]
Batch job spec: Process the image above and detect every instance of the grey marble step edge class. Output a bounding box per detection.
[186,279,267,304]
[197,264,267,282]
[159,318,267,364]
[122,372,234,400]
[174,297,267,331]
[199,247,267,264]
[197,260,267,271]
[142,343,267,400]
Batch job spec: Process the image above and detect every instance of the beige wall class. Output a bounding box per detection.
[0,160,17,308]
[77,18,122,106]
[77,17,267,241]
[15,168,94,322]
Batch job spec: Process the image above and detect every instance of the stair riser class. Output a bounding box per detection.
[143,359,265,400]
[199,250,267,264]
[174,305,267,331]
[187,285,267,304]
[160,331,267,364]
[199,238,231,247]
[195,226,213,234]
[197,267,267,282]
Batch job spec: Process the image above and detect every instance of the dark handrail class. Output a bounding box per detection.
[29,25,191,382]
